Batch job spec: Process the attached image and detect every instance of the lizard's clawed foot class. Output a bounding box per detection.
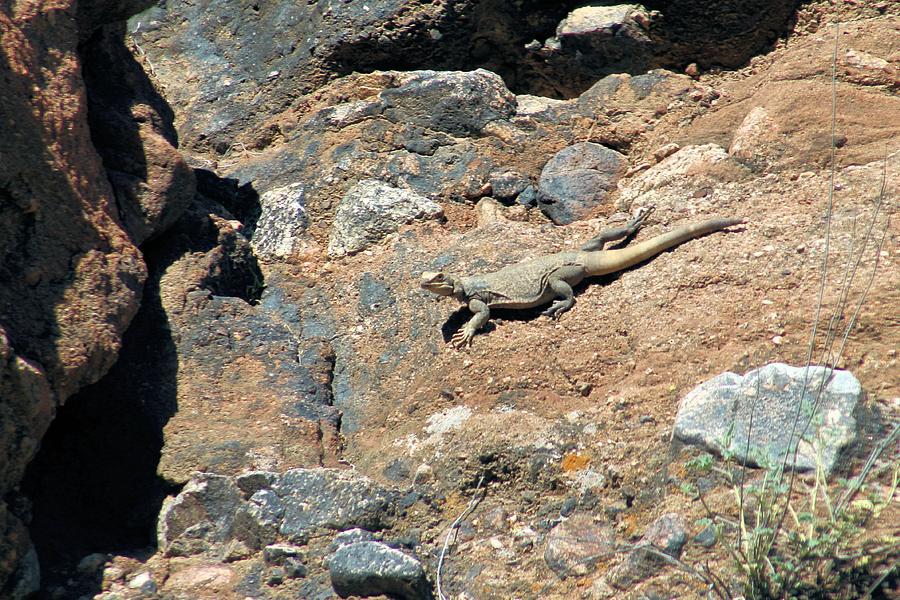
[541,302,573,319]
[633,204,655,225]
[450,329,474,348]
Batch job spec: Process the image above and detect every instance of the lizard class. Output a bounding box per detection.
[420,207,745,347]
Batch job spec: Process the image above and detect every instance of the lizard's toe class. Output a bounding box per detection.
[450,330,473,348]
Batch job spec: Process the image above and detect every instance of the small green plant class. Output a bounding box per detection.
[685,452,715,474]
[691,425,899,600]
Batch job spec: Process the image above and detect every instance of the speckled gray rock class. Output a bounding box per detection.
[330,528,377,551]
[538,142,627,224]
[157,473,248,557]
[327,541,431,600]
[380,69,517,136]
[250,182,311,261]
[249,468,399,542]
[607,513,687,589]
[544,514,615,578]
[488,171,530,202]
[673,363,862,474]
[327,180,443,257]
[159,469,399,555]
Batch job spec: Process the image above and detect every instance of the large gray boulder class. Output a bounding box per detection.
[673,363,862,474]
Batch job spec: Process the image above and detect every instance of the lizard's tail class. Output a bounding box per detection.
[583,217,745,276]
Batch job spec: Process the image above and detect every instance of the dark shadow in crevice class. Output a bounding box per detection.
[20,258,180,597]
[194,167,263,239]
[330,0,803,99]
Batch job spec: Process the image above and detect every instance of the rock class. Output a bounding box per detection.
[653,143,681,162]
[474,197,507,226]
[236,472,278,498]
[841,48,900,89]
[488,171,530,202]
[413,464,435,485]
[127,571,157,593]
[607,513,687,589]
[330,528,377,551]
[544,514,615,578]
[159,469,399,557]
[249,468,399,543]
[616,144,735,209]
[380,70,517,136]
[728,106,780,161]
[129,2,529,151]
[109,195,340,482]
[551,4,654,75]
[327,180,443,257]
[673,363,862,474]
[358,273,397,316]
[0,0,168,591]
[538,142,628,224]
[327,541,431,600]
[516,185,539,207]
[81,23,195,245]
[514,95,571,119]
[251,182,314,261]
[263,543,306,565]
[693,524,717,548]
[161,563,235,593]
[76,553,109,574]
[157,473,248,557]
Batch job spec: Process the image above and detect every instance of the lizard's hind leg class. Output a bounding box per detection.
[580,205,655,251]
[541,279,576,318]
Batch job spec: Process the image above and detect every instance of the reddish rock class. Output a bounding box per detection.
[544,514,616,578]
[0,0,191,594]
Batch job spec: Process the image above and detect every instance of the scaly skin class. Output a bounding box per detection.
[421,208,745,347]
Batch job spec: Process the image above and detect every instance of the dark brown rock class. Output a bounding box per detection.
[0,0,160,594]
[81,23,196,245]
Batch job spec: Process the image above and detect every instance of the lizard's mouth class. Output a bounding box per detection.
[420,271,455,296]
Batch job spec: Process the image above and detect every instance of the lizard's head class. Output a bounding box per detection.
[420,271,459,297]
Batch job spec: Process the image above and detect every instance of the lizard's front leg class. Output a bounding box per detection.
[451,299,490,348]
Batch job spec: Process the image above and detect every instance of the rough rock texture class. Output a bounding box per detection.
[606,513,687,589]
[548,4,654,77]
[145,193,342,483]
[81,23,196,245]
[544,514,615,578]
[538,142,628,224]
[0,0,184,594]
[673,363,862,474]
[380,69,517,136]
[328,180,444,257]
[159,469,399,555]
[251,182,311,262]
[327,541,431,600]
